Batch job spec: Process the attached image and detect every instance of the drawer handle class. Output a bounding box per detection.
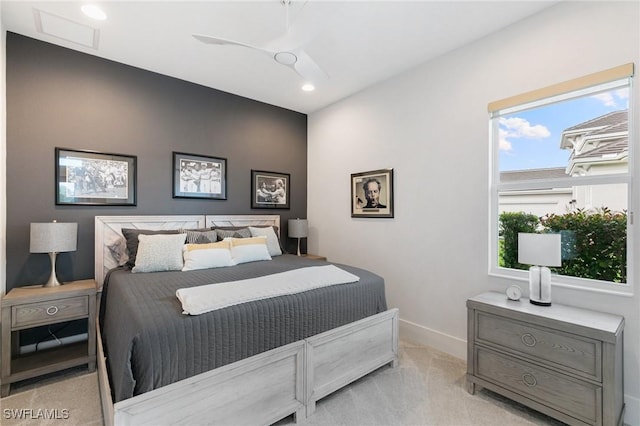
[522,373,537,387]
[521,333,537,347]
[46,305,59,316]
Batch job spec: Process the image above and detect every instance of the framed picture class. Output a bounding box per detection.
[351,168,394,218]
[55,148,137,206]
[173,152,227,200]
[251,170,290,209]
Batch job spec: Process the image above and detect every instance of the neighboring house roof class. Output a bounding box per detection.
[563,110,627,132]
[560,110,628,175]
[586,119,627,137]
[501,167,567,182]
[559,110,627,150]
[573,137,627,160]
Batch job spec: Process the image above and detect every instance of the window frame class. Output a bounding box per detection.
[488,68,635,297]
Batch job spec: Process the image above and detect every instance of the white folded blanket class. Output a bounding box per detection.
[176,265,360,315]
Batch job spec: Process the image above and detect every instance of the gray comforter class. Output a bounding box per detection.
[99,255,387,402]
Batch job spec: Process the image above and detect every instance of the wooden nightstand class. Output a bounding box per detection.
[1,279,97,397]
[467,292,624,426]
[303,254,327,261]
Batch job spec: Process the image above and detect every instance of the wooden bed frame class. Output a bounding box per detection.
[94,215,398,426]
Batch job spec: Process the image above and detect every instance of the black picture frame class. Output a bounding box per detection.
[351,168,394,218]
[55,147,137,206]
[251,170,290,209]
[173,152,227,200]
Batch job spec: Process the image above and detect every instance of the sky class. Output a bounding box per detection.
[498,87,629,172]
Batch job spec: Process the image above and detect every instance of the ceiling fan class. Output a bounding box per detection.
[193,0,329,84]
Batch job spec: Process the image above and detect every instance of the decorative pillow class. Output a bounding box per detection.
[121,228,180,268]
[106,236,128,266]
[131,233,187,273]
[184,229,218,244]
[182,241,234,271]
[215,227,252,240]
[227,236,271,264]
[249,226,282,256]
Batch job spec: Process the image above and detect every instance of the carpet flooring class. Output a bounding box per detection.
[1,340,562,426]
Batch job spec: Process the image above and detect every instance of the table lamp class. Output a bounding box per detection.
[288,218,308,256]
[518,233,561,306]
[30,220,78,287]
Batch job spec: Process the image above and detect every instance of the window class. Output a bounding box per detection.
[489,64,634,294]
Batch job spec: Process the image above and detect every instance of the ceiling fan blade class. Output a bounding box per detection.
[292,50,329,83]
[264,2,328,52]
[192,34,266,52]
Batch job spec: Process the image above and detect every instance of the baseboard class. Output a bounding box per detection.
[398,318,466,360]
[19,333,88,354]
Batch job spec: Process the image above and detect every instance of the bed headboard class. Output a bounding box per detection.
[94,214,280,289]
[205,215,280,230]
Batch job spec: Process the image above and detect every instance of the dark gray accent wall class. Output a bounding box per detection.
[6,33,308,291]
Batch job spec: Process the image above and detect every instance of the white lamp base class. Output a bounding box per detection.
[43,252,62,288]
[296,238,302,256]
[528,265,551,306]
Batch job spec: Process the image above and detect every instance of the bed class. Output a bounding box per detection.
[95,215,398,425]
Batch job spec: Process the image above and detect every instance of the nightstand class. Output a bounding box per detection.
[303,254,327,261]
[467,292,624,426]
[1,279,97,397]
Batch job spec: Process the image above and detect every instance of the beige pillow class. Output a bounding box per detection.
[227,236,271,264]
[132,233,186,273]
[182,240,234,271]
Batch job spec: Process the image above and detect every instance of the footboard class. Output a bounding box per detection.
[305,308,399,415]
[98,308,399,425]
[113,341,306,426]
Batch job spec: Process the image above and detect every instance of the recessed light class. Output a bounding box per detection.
[81,4,107,21]
[302,84,315,92]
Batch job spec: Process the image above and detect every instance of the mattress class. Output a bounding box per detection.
[99,254,388,402]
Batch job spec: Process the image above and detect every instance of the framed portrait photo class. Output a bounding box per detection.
[55,148,137,206]
[173,152,227,200]
[351,168,394,218]
[251,170,290,209]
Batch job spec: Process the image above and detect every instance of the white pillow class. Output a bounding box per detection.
[182,241,234,271]
[132,233,186,273]
[248,226,282,256]
[227,236,272,264]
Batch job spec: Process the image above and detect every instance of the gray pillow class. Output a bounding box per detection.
[184,229,218,244]
[214,227,252,240]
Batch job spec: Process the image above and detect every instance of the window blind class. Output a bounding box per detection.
[488,63,634,113]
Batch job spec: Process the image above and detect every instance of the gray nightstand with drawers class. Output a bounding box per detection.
[1,279,97,397]
[467,291,624,426]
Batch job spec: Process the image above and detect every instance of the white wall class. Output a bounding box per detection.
[308,2,640,424]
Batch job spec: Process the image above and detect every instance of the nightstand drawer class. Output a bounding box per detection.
[12,296,89,329]
[476,347,600,425]
[476,312,600,381]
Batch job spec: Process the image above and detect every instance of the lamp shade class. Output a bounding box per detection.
[288,219,308,238]
[30,222,78,253]
[518,233,561,267]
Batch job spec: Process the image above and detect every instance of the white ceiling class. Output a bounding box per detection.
[1,1,558,114]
